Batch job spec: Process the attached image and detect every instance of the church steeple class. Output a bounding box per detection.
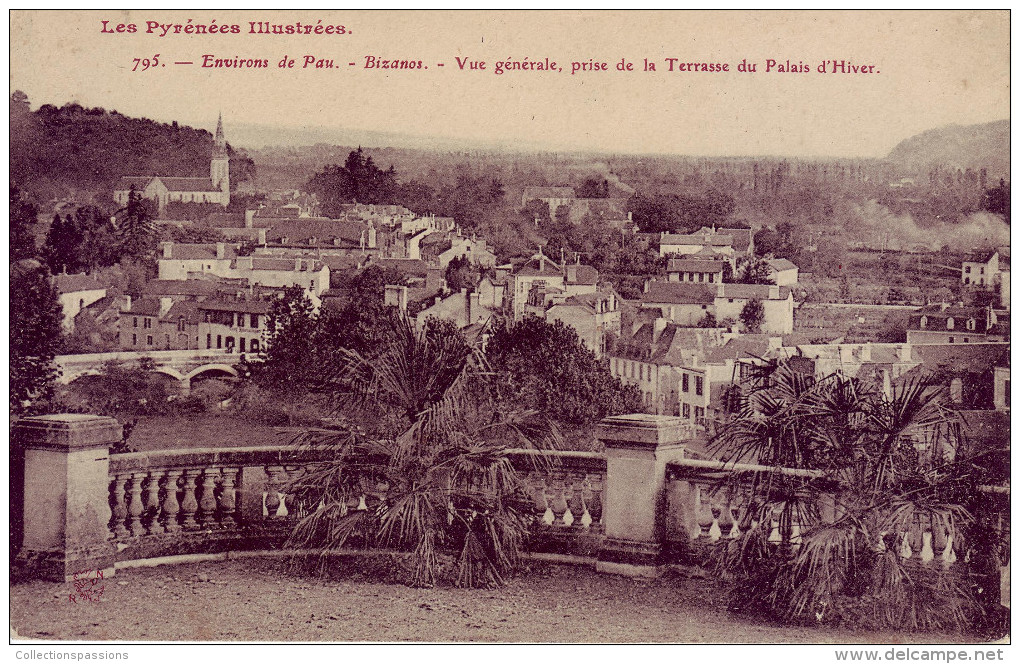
[210,113,230,205]
[213,112,228,158]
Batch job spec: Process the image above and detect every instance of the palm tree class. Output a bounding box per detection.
[710,361,995,631]
[285,315,557,588]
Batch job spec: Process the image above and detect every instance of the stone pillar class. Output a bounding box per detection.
[595,414,690,577]
[14,415,122,581]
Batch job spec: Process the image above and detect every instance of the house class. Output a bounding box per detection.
[961,251,999,287]
[639,282,717,326]
[197,299,273,354]
[545,288,622,357]
[521,186,576,211]
[157,242,240,280]
[659,229,736,259]
[766,258,799,285]
[52,273,107,331]
[906,305,1010,344]
[114,114,230,212]
[415,289,495,329]
[714,283,795,334]
[511,251,598,320]
[666,258,725,284]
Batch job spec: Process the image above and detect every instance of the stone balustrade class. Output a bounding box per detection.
[664,458,1001,569]
[12,413,1006,587]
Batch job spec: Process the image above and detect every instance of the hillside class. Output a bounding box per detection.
[10,93,254,204]
[885,120,1009,180]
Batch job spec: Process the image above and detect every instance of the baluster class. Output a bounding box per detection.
[907,519,923,560]
[708,504,722,542]
[198,468,220,527]
[109,474,130,539]
[579,478,593,528]
[899,531,913,559]
[125,473,146,537]
[718,498,734,539]
[586,475,603,527]
[550,476,568,526]
[943,534,958,565]
[218,468,238,526]
[562,477,580,527]
[161,470,182,532]
[727,495,743,538]
[264,465,283,517]
[180,469,200,529]
[144,470,164,535]
[696,486,714,538]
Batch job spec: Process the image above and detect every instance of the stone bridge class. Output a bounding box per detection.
[55,349,243,395]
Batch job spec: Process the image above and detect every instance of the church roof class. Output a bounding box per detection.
[114,176,221,193]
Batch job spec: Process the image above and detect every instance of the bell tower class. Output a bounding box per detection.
[210,113,230,206]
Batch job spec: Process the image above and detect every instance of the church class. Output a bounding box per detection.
[114,114,230,213]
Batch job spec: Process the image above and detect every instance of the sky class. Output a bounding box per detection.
[9,9,1011,158]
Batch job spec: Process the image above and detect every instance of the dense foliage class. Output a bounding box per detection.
[10,260,64,415]
[11,93,254,202]
[711,362,1003,632]
[285,315,556,587]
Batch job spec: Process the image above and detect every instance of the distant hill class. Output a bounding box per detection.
[885,120,1009,180]
[10,95,254,205]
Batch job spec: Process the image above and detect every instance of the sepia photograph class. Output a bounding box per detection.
[8,8,1011,654]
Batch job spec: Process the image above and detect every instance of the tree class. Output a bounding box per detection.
[116,188,156,259]
[444,255,479,292]
[736,255,775,285]
[576,178,609,199]
[485,316,644,435]
[11,260,64,415]
[10,186,38,261]
[982,178,1010,224]
[254,286,321,395]
[739,298,765,333]
[285,315,556,587]
[711,362,993,631]
[696,311,718,328]
[307,148,400,215]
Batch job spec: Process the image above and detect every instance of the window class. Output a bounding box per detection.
[217,335,222,349]
[251,315,259,329]
[165,334,170,346]
[240,338,246,353]
[966,318,976,331]
[146,335,153,346]
[309,279,315,291]
[79,298,84,309]
[695,375,704,396]
[695,406,705,419]
[948,337,954,343]
[133,317,138,328]
[682,373,689,392]
[178,317,186,332]
[965,266,971,274]
[682,403,691,418]
[143,318,152,329]
[946,317,954,330]
[250,339,259,353]
[207,334,212,349]
[963,338,969,343]
[919,316,927,329]
[238,314,245,328]
[132,334,137,345]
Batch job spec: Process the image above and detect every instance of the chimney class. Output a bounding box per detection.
[161,241,173,259]
[159,297,173,317]
[768,285,780,300]
[469,291,481,323]
[839,345,853,363]
[121,294,132,312]
[216,242,226,259]
[368,224,377,249]
[653,317,668,343]
[566,264,578,283]
[245,209,255,228]
[628,211,633,222]
[295,259,302,271]
[859,343,872,362]
[897,344,912,362]
[257,228,267,245]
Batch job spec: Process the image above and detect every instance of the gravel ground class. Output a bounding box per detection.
[9,558,983,644]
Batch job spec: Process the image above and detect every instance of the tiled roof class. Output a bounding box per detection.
[768,258,798,271]
[911,343,1010,374]
[163,300,202,323]
[268,219,366,244]
[124,298,161,316]
[143,280,232,296]
[249,258,325,272]
[963,250,998,264]
[198,299,274,314]
[713,227,753,252]
[164,243,239,261]
[53,273,104,294]
[159,177,221,193]
[667,259,725,273]
[565,264,598,285]
[641,282,716,305]
[661,233,734,247]
[373,258,429,277]
[721,284,791,301]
